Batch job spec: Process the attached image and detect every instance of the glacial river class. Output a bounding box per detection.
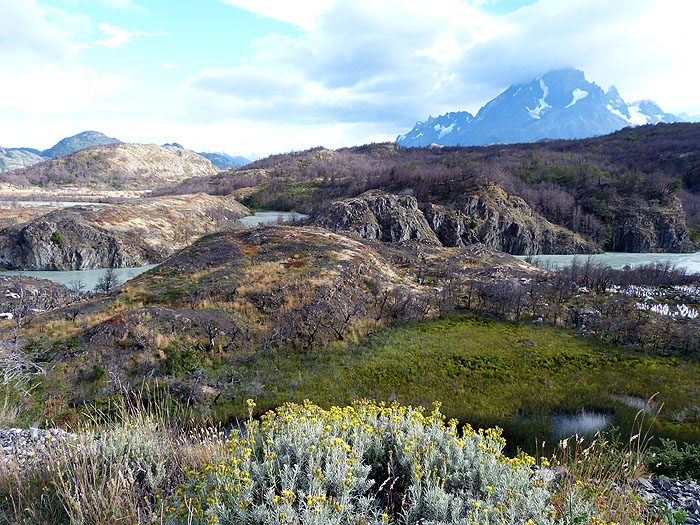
[238,210,308,227]
[517,251,700,273]
[0,200,104,206]
[0,210,309,290]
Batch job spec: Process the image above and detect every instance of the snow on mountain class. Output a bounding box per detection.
[627,100,679,125]
[526,79,551,119]
[397,69,682,148]
[396,112,473,147]
[565,88,588,108]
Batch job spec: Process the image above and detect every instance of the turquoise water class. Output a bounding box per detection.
[517,252,700,273]
[0,200,103,206]
[239,211,308,227]
[0,211,310,289]
[1,265,156,291]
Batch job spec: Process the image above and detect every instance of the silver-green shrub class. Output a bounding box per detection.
[164,400,596,524]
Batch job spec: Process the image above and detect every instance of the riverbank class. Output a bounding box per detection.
[519,251,700,273]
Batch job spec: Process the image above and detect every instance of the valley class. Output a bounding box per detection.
[2,123,700,524]
[4,2,700,520]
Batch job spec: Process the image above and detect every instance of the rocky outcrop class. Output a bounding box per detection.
[609,198,694,253]
[314,188,595,255]
[0,274,84,315]
[314,191,440,244]
[0,194,250,270]
[423,186,596,255]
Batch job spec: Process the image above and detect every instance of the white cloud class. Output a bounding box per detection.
[456,0,700,114]
[0,64,134,115]
[0,0,79,63]
[41,5,92,39]
[0,0,154,136]
[2,0,699,156]
[93,23,168,48]
[186,0,700,140]
[186,0,509,130]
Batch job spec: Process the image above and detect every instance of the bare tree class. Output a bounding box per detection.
[95,267,120,294]
[0,344,45,394]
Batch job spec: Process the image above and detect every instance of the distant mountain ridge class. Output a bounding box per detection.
[1,143,220,191]
[0,131,121,173]
[162,142,251,168]
[397,69,688,147]
[198,152,251,169]
[0,131,251,173]
[41,131,121,158]
[0,146,46,172]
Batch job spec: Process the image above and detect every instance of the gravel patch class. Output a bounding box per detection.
[635,477,700,524]
[0,427,80,474]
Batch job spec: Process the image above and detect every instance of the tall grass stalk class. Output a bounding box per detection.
[550,395,663,524]
[0,391,20,428]
[0,388,229,525]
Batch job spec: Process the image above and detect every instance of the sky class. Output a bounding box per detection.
[1,0,699,157]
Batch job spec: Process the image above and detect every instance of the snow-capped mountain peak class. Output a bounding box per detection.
[397,69,681,147]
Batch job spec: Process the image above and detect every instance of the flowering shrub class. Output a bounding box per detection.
[164,400,594,524]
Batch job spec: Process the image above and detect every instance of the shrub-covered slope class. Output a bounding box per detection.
[2,143,219,191]
[2,225,538,412]
[159,123,700,253]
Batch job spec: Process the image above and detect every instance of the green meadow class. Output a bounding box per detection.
[223,314,700,452]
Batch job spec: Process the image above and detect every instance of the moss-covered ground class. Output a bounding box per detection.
[220,314,700,453]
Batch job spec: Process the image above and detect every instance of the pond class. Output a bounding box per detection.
[0,265,156,291]
[551,410,611,439]
[239,210,309,227]
[517,251,700,273]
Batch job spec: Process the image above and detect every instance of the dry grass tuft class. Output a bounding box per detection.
[549,395,663,524]
[0,388,229,525]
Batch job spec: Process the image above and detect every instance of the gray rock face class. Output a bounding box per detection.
[314,188,595,255]
[610,199,694,253]
[0,211,151,270]
[315,191,440,244]
[0,194,250,270]
[425,186,596,254]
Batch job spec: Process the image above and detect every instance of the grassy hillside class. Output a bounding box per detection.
[0,226,539,424]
